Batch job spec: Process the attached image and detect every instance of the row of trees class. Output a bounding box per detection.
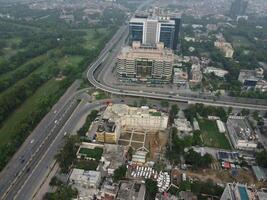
[0,72,50,124]
[184,103,229,122]
[0,78,72,171]
[77,110,99,136]
[0,57,46,92]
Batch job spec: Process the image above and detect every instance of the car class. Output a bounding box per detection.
[54,120,58,124]
[30,139,35,144]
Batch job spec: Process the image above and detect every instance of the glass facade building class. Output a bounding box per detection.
[129,22,144,44]
[159,23,175,49]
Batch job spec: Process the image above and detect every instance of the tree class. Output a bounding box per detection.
[241,109,250,116]
[55,136,79,173]
[256,150,267,168]
[145,179,158,199]
[139,98,147,106]
[160,100,169,108]
[113,165,127,182]
[169,104,179,124]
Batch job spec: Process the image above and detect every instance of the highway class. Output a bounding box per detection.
[0,81,81,200]
[86,20,267,111]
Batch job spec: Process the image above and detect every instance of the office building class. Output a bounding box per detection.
[226,116,258,150]
[117,41,174,83]
[173,68,188,84]
[238,68,265,89]
[129,15,180,50]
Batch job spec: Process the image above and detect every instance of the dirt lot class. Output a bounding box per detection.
[145,131,168,160]
[186,169,267,188]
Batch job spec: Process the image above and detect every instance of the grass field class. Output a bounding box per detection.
[0,79,61,145]
[0,27,110,148]
[231,35,252,48]
[57,55,83,70]
[198,119,231,150]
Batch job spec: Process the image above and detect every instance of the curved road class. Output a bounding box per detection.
[86,25,267,111]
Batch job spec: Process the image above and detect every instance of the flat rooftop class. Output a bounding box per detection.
[118,43,174,61]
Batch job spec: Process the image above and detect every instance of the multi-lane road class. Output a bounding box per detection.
[0,81,82,200]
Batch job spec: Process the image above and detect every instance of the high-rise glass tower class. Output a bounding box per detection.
[129,16,180,50]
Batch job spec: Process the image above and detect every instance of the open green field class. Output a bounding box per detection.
[83,28,107,50]
[231,35,252,48]
[0,79,61,145]
[199,119,231,150]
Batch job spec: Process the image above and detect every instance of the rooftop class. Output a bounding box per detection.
[117,42,174,61]
[117,181,146,200]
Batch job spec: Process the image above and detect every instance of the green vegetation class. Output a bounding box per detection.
[113,165,127,182]
[166,127,202,164]
[94,91,109,100]
[77,110,99,136]
[145,179,158,200]
[184,149,213,169]
[198,119,231,149]
[78,147,103,161]
[184,103,228,122]
[56,136,79,174]
[160,100,169,108]
[74,160,99,171]
[43,185,78,200]
[0,4,125,171]
[149,111,162,116]
[256,150,267,168]
[169,104,179,124]
[179,180,224,199]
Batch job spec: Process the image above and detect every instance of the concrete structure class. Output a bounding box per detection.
[214,41,234,58]
[69,168,101,189]
[132,149,148,164]
[96,104,168,143]
[116,181,146,200]
[216,120,226,133]
[174,118,193,132]
[221,183,257,200]
[173,68,188,84]
[117,41,174,83]
[156,193,178,200]
[189,64,202,85]
[99,178,119,200]
[238,68,264,89]
[101,144,126,175]
[255,80,267,92]
[129,14,181,50]
[226,116,258,150]
[204,67,228,78]
[178,191,198,200]
[251,166,267,181]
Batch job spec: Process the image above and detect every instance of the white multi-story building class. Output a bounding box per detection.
[226,116,258,150]
[204,67,228,78]
[69,169,101,189]
[96,104,169,143]
[117,41,174,83]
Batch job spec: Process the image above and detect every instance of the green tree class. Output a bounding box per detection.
[145,179,158,199]
[55,136,79,173]
[256,150,267,167]
[113,165,127,182]
[160,100,169,108]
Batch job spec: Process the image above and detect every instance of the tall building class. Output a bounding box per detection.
[229,0,248,18]
[117,41,174,83]
[129,15,180,50]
